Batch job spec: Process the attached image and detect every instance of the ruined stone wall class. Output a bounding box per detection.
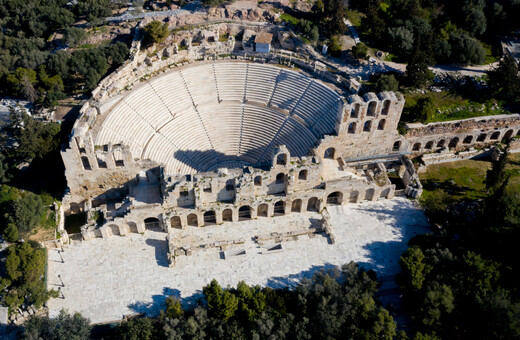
[403,114,520,154]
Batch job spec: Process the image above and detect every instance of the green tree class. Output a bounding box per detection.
[163,296,184,319]
[24,309,92,340]
[399,246,430,290]
[64,27,87,47]
[352,42,368,59]
[143,21,170,47]
[0,153,9,184]
[373,74,399,92]
[73,0,112,23]
[9,193,45,233]
[328,36,342,57]
[117,317,155,340]
[488,54,520,102]
[203,279,239,321]
[3,223,19,242]
[6,67,38,102]
[486,148,509,191]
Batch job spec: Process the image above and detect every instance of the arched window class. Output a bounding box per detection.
[203,211,216,225]
[463,135,473,144]
[222,209,233,222]
[276,153,287,165]
[392,141,401,152]
[298,170,308,180]
[502,129,514,143]
[377,119,386,130]
[367,101,376,116]
[351,103,360,118]
[490,131,500,140]
[448,137,459,149]
[291,199,302,212]
[363,120,372,132]
[381,100,391,115]
[437,139,446,148]
[257,204,269,217]
[239,206,252,220]
[425,141,434,149]
[412,143,421,151]
[307,197,319,212]
[327,192,343,205]
[348,122,356,134]
[171,216,182,229]
[324,148,335,159]
[274,201,285,215]
[254,176,262,186]
[226,179,235,191]
[477,134,487,142]
[275,173,285,184]
[81,156,91,171]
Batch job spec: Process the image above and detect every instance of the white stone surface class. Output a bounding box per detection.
[47,197,429,324]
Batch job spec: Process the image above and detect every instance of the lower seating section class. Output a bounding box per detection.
[94,62,341,174]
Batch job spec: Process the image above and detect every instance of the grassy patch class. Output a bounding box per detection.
[280,13,300,25]
[219,33,229,42]
[403,91,507,123]
[481,42,501,65]
[420,153,520,201]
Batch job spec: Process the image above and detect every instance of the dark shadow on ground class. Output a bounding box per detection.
[145,237,169,267]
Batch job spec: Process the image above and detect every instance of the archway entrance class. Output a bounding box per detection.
[327,192,343,205]
[291,199,302,212]
[274,201,285,215]
[144,217,160,229]
[239,206,252,220]
[307,197,319,212]
[257,204,269,217]
[324,148,335,159]
[222,209,233,222]
[204,211,216,225]
[170,216,182,229]
[502,129,514,143]
[187,214,198,227]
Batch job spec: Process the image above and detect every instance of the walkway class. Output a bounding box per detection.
[47,197,429,324]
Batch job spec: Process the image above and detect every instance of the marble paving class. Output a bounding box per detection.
[47,197,429,324]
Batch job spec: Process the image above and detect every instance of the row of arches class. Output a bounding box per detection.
[410,129,519,153]
[351,100,391,119]
[171,187,393,229]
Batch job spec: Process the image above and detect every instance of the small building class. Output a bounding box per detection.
[255,32,273,54]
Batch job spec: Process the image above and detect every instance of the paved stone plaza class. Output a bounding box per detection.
[47,197,429,324]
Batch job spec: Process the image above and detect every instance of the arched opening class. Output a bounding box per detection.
[327,191,343,205]
[109,224,119,236]
[324,147,335,159]
[81,156,92,171]
[380,188,391,199]
[274,201,285,215]
[364,188,375,201]
[257,204,269,217]
[348,122,356,134]
[127,222,138,233]
[276,153,287,165]
[425,141,434,150]
[349,190,359,203]
[144,217,160,229]
[298,170,308,180]
[291,199,302,212]
[502,129,514,143]
[226,179,235,191]
[412,143,421,151]
[352,103,360,118]
[477,133,487,142]
[490,131,500,140]
[204,211,216,225]
[392,141,401,152]
[307,197,319,212]
[437,139,446,148]
[275,173,285,184]
[171,216,182,229]
[187,214,198,227]
[381,100,391,115]
[367,101,377,116]
[254,176,262,186]
[377,119,386,130]
[463,135,473,144]
[239,206,252,220]
[222,209,233,222]
[448,137,459,149]
[363,120,372,132]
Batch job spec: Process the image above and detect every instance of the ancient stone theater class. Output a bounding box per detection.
[60,26,520,266]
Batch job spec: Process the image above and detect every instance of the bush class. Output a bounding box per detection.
[2,223,19,242]
[143,21,170,47]
[352,42,367,59]
[9,193,45,233]
[327,37,342,57]
[373,74,399,92]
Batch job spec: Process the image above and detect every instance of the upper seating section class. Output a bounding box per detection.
[93,62,342,175]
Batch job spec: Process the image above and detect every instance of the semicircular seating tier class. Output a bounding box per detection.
[94,62,343,175]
